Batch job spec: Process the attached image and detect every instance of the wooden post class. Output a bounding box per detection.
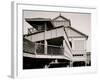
[44,40,47,55]
[70,61,73,67]
[44,23,47,55]
[63,40,66,55]
[44,65,48,68]
[34,43,37,55]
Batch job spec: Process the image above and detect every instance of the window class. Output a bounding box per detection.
[73,54,84,56]
[69,41,72,48]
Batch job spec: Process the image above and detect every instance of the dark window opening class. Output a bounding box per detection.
[73,54,84,56]
[73,61,85,67]
[69,41,72,48]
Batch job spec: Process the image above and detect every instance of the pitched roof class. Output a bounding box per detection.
[52,14,70,21]
[52,14,71,26]
[24,16,88,39]
[67,26,88,39]
[25,17,55,30]
[25,18,51,22]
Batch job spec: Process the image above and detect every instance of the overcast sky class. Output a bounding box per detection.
[23,10,91,52]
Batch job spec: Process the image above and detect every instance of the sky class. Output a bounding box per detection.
[23,10,91,52]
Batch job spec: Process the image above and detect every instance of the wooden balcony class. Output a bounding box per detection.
[23,26,73,60]
[23,42,64,56]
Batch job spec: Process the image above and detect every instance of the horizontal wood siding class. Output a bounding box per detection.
[53,21,69,27]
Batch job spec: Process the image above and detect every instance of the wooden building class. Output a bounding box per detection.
[23,14,90,69]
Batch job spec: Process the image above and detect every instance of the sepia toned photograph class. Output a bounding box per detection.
[23,10,91,69]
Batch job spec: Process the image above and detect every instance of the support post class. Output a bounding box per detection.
[34,43,37,55]
[44,65,48,68]
[44,40,47,55]
[63,40,66,55]
[44,23,47,55]
[70,61,73,67]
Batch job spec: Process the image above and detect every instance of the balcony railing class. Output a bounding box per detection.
[47,45,64,55]
[23,42,64,56]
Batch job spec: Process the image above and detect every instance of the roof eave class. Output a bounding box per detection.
[67,26,88,39]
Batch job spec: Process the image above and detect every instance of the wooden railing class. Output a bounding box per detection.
[25,26,64,42]
[23,39,64,55]
[23,38,36,54]
[47,45,64,55]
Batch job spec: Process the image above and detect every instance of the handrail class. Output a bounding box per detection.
[23,41,64,55]
[35,43,64,48]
